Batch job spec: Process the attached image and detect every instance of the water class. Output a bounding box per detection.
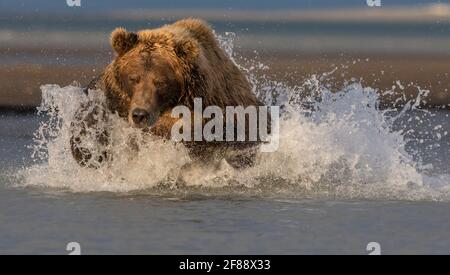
[2,6,450,63]
[3,20,449,56]
[1,33,450,254]
[0,107,449,255]
[2,184,450,254]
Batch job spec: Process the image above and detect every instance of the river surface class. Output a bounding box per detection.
[0,108,449,254]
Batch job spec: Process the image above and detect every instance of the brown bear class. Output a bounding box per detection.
[70,18,266,169]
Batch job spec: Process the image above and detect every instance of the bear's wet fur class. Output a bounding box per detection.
[71,18,266,169]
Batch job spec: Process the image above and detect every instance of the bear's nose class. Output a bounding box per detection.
[131,108,152,127]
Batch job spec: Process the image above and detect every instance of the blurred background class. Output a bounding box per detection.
[0,0,449,110]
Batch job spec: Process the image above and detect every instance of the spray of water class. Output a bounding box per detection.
[14,33,450,200]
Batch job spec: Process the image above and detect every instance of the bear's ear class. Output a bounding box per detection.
[110,28,138,56]
[174,38,199,63]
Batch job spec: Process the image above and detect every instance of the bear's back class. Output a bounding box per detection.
[166,19,260,108]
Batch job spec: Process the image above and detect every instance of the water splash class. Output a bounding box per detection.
[15,32,450,200]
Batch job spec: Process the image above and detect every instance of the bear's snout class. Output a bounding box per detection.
[131,108,157,128]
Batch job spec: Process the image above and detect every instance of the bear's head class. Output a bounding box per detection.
[109,27,200,128]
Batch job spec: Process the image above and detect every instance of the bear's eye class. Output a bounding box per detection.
[128,75,140,85]
[154,80,167,88]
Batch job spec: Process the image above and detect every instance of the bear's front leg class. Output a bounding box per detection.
[70,101,112,168]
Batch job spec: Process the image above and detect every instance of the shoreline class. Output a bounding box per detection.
[1,52,449,110]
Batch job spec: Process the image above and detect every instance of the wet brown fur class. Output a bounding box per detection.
[71,19,263,168]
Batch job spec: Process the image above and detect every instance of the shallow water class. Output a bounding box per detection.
[1,123,450,254]
[0,107,449,254]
